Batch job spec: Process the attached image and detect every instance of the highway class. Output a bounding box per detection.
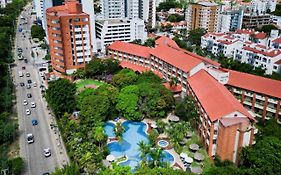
[12,3,69,175]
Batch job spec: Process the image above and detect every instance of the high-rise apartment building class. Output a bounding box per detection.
[100,0,156,28]
[35,0,97,52]
[186,2,220,32]
[46,0,92,74]
[218,9,243,32]
[95,18,147,52]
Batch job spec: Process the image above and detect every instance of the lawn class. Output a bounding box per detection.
[76,79,105,89]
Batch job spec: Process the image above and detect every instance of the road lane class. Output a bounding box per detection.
[13,3,69,175]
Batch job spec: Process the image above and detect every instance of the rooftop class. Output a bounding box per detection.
[188,70,254,122]
[226,69,281,99]
[108,41,151,59]
[155,36,180,49]
[150,45,202,73]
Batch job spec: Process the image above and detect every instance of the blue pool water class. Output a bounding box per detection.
[104,121,174,170]
[104,122,116,138]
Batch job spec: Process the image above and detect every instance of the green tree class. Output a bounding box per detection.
[175,96,198,124]
[114,122,125,140]
[92,125,107,151]
[45,78,77,117]
[157,0,181,12]
[99,163,133,175]
[73,68,86,79]
[188,28,206,46]
[256,24,278,34]
[30,25,45,41]
[144,38,156,47]
[240,137,281,175]
[167,14,185,22]
[8,157,25,175]
[52,163,80,175]
[116,85,141,120]
[79,93,110,125]
[136,71,162,84]
[77,88,95,109]
[112,69,138,88]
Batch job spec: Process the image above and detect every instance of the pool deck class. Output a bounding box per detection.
[106,118,186,171]
[143,118,185,171]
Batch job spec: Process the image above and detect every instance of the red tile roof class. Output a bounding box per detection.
[273,37,281,44]
[275,59,281,65]
[108,41,151,58]
[163,83,182,93]
[120,61,149,72]
[188,70,254,122]
[235,29,254,35]
[150,45,202,72]
[178,48,221,67]
[256,44,267,49]
[252,32,267,39]
[220,117,250,127]
[120,61,163,78]
[243,46,281,57]
[217,39,237,45]
[226,69,281,99]
[155,36,180,49]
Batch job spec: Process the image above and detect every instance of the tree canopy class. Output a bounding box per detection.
[157,0,181,12]
[188,28,206,46]
[31,25,45,41]
[46,78,77,116]
[84,58,120,78]
[167,14,185,22]
[112,69,138,88]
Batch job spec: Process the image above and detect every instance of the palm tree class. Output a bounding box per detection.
[92,126,106,151]
[138,141,150,162]
[114,122,125,140]
[149,147,164,168]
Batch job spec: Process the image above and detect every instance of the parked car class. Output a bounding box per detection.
[23,100,28,106]
[27,93,32,98]
[26,72,30,77]
[26,133,34,144]
[32,119,38,126]
[20,82,25,87]
[27,79,32,84]
[31,102,36,108]
[44,148,51,157]
[26,109,31,115]
[26,84,31,89]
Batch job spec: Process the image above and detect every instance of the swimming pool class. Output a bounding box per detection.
[104,122,116,138]
[105,121,174,170]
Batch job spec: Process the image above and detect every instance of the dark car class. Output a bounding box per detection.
[20,82,25,87]
[27,79,32,84]
[32,119,38,126]
[22,66,26,70]
[27,93,32,98]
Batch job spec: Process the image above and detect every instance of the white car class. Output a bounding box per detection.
[27,133,34,144]
[26,109,31,115]
[26,72,30,77]
[31,102,36,108]
[23,100,28,106]
[44,148,51,157]
[33,82,37,87]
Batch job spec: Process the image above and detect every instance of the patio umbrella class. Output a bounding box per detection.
[180,152,188,158]
[194,152,205,161]
[106,154,115,162]
[168,113,180,122]
[189,144,199,151]
[190,166,203,174]
[184,157,193,164]
[151,123,157,128]
[185,131,193,138]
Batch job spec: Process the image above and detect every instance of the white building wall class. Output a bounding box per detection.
[96,18,147,52]
[218,13,231,33]
[81,0,97,53]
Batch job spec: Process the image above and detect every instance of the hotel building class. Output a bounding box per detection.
[46,0,92,74]
[186,2,220,32]
[107,36,281,162]
[107,37,256,162]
